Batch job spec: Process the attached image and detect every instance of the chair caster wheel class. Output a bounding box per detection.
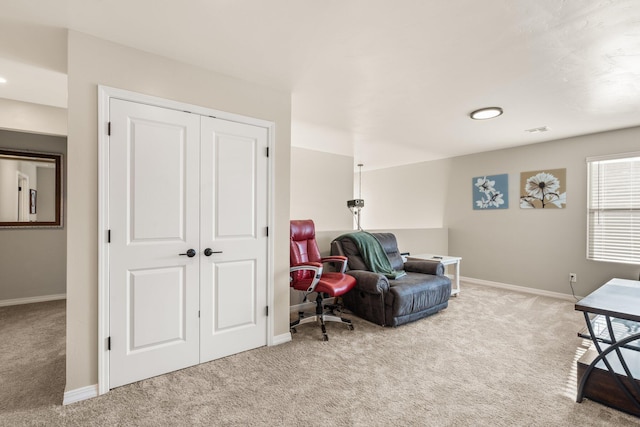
[348,324,354,331]
[291,328,297,334]
[322,335,329,341]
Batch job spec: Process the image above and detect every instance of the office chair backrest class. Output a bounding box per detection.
[290,219,322,282]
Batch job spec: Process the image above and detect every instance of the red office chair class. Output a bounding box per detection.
[290,219,356,341]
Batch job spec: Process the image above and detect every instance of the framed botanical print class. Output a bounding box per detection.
[520,168,566,209]
[473,174,508,210]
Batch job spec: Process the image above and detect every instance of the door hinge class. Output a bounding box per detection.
[266,306,269,316]
[107,229,111,243]
[107,336,111,351]
[198,310,200,318]
[108,122,111,136]
[266,147,269,157]
[266,226,269,237]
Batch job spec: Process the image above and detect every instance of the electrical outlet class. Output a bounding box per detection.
[569,273,577,283]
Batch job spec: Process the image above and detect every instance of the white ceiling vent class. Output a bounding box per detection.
[525,126,550,133]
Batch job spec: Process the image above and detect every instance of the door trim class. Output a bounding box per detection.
[97,85,275,395]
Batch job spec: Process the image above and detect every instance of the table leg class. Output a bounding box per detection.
[576,312,640,411]
[452,260,460,296]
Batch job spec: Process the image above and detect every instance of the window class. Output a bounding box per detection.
[587,152,640,264]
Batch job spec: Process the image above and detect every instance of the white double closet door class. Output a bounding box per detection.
[108,99,268,388]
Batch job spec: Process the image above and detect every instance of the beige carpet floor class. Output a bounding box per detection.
[2,283,640,426]
[0,300,66,414]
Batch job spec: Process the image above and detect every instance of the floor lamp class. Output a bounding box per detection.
[347,163,364,230]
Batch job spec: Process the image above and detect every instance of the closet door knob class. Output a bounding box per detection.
[204,248,223,256]
[179,249,197,257]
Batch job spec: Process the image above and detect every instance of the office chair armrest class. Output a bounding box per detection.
[321,256,349,273]
[346,270,390,294]
[290,262,323,293]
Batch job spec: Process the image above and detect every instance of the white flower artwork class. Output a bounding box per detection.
[473,174,508,209]
[520,169,567,209]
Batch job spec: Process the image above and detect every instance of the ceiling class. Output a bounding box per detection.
[1,0,639,170]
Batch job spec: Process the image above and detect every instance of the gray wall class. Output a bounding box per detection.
[0,98,67,136]
[0,157,19,221]
[290,147,449,256]
[360,160,452,229]
[349,125,640,298]
[0,129,67,302]
[37,167,56,222]
[445,126,640,297]
[290,147,354,231]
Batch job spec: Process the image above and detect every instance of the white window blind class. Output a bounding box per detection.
[587,152,640,264]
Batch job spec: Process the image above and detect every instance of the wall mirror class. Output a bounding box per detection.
[0,149,63,228]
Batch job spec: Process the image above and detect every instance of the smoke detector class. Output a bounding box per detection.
[525,126,550,133]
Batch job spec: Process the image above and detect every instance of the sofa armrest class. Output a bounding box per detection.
[321,255,349,273]
[346,270,390,294]
[403,260,445,276]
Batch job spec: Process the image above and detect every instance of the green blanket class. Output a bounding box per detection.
[338,231,406,280]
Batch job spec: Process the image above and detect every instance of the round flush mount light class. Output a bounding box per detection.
[0,76,7,84]
[470,107,503,120]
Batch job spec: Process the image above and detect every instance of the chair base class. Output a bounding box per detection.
[290,294,354,341]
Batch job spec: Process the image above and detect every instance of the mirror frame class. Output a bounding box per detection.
[0,148,63,229]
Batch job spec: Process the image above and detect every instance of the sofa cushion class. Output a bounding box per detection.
[334,236,368,271]
[386,273,451,317]
[371,233,404,271]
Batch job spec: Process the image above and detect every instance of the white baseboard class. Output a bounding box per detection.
[461,276,581,301]
[0,293,66,307]
[271,332,292,346]
[63,384,98,405]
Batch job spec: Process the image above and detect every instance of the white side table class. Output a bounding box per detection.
[406,254,462,296]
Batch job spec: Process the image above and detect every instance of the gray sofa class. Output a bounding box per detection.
[331,232,451,327]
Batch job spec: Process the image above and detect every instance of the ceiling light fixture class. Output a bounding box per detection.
[470,107,503,120]
[0,76,7,84]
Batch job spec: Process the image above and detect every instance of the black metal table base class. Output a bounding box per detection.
[577,311,640,412]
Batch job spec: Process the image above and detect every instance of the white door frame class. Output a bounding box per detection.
[16,172,29,221]
[97,85,275,395]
